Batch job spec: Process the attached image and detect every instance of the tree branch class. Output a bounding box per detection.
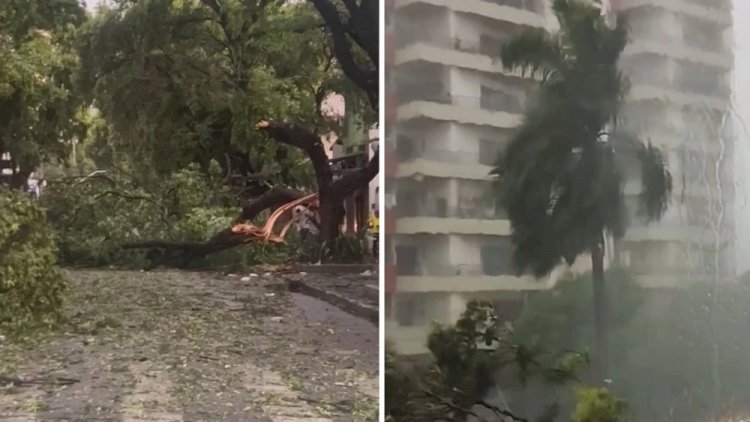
[308,0,377,110]
[254,119,333,192]
[329,151,378,198]
[237,186,307,222]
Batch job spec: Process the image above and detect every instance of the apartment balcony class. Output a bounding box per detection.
[627,84,729,111]
[614,0,732,27]
[623,39,732,69]
[397,93,523,129]
[624,223,706,243]
[394,0,546,28]
[393,262,562,293]
[395,144,496,180]
[396,201,510,235]
[395,32,540,79]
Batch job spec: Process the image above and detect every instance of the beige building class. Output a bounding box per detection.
[612,0,735,287]
[386,0,735,355]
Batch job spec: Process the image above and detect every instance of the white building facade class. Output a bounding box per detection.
[386,0,735,355]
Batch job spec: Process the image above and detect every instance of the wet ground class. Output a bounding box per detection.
[0,270,378,421]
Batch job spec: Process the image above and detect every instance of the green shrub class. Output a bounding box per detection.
[0,190,67,333]
[572,387,626,422]
[513,269,750,421]
[41,164,238,267]
[40,164,366,268]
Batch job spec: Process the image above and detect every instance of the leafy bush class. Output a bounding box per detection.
[572,387,626,422]
[41,163,240,267]
[386,301,588,421]
[0,190,67,333]
[40,163,364,269]
[513,269,750,421]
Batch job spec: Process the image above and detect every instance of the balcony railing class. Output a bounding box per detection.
[396,202,507,220]
[396,263,516,277]
[396,141,502,167]
[396,91,524,115]
[395,32,490,57]
[396,141,479,163]
[482,0,541,12]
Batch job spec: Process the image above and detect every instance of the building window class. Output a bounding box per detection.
[479,139,502,166]
[395,134,419,160]
[481,240,514,276]
[479,34,506,56]
[395,187,419,217]
[480,86,522,114]
[395,293,430,327]
[396,245,420,275]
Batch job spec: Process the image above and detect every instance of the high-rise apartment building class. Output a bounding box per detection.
[611,0,735,287]
[385,0,735,355]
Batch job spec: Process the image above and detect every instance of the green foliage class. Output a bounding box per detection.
[513,269,644,352]
[75,0,369,185]
[572,387,626,422]
[41,164,232,267]
[0,0,87,177]
[0,190,66,333]
[39,163,345,269]
[386,301,587,421]
[513,270,750,420]
[317,230,370,264]
[493,0,672,276]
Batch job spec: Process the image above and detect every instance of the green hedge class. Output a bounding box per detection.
[0,190,67,332]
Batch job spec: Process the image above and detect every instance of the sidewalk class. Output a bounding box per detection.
[0,270,378,421]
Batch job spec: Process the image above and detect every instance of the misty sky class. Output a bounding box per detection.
[733,0,750,274]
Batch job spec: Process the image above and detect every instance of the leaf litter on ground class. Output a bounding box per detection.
[0,270,378,421]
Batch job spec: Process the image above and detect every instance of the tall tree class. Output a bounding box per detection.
[0,0,87,189]
[78,0,378,260]
[492,0,672,382]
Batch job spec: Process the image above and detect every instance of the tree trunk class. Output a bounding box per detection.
[591,237,608,384]
[319,195,344,243]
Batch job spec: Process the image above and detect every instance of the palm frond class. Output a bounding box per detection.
[636,141,672,221]
[500,28,564,82]
[490,0,671,277]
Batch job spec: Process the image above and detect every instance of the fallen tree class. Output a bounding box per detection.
[121,119,378,267]
[77,0,380,266]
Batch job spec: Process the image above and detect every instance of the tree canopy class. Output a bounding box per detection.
[76,0,374,189]
[0,0,87,188]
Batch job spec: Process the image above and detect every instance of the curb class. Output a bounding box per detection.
[292,264,375,274]
[287,279,379,326]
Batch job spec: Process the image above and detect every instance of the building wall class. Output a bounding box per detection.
[613,0,736,283]
[387,0,736,355]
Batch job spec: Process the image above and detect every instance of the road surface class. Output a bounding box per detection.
[0,270,378,421]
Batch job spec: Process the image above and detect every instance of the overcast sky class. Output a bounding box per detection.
[732,0,750,274]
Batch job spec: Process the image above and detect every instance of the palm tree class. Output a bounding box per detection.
[492,0,672,382]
